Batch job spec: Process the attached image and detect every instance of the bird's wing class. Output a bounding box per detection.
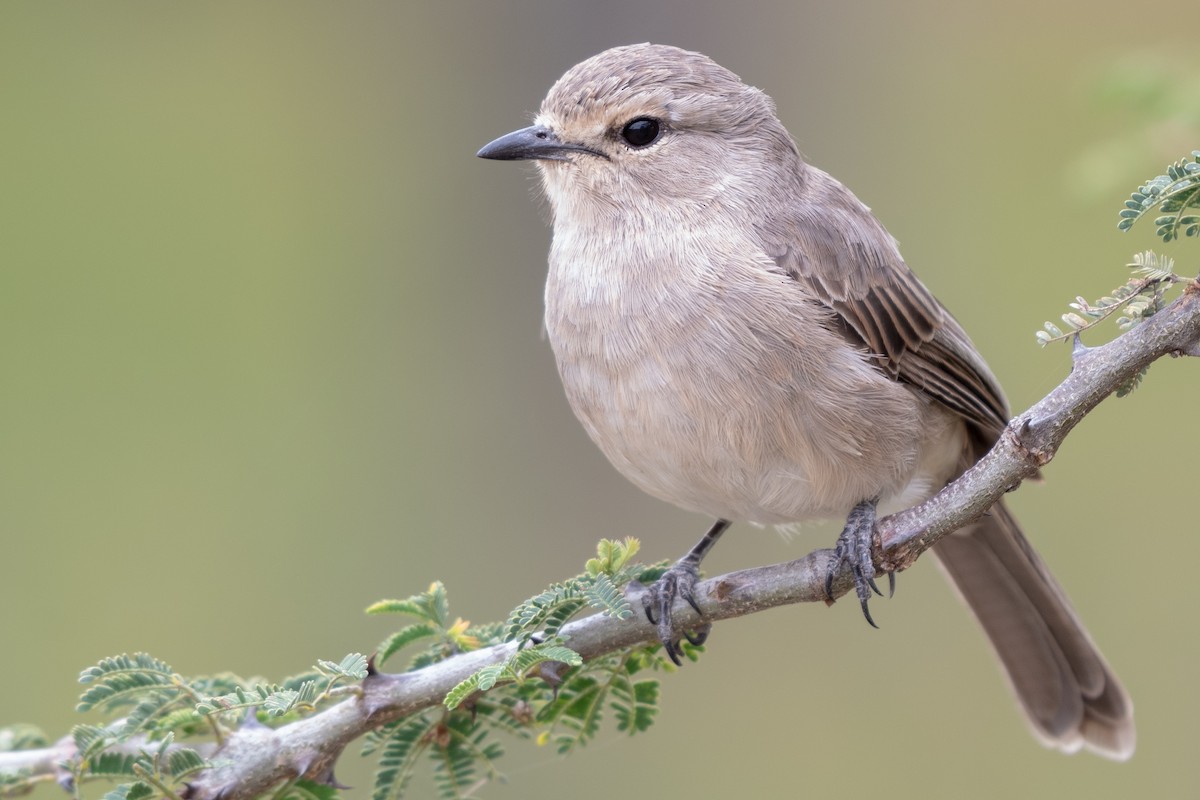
[761,168,1009,445]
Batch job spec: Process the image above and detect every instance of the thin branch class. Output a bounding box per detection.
[5,282,1200,800]
[0,734,217,794]
[883,279,1200,568]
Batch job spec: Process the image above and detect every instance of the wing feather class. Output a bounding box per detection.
[762,167,1009,444]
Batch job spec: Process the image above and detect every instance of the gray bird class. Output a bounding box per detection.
[478,43,1133,759]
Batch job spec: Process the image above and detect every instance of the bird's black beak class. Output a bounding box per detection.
[476,125,606,162]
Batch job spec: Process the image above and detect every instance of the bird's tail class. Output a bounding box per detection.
[931,499,1135,759]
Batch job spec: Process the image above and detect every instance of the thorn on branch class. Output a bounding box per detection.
[459,693,480,722]
[361,670,407,718]
[1071,332,1089,363]
[240,708,264,730]
[534,660,570,700]
[294,749,319,779]
[1004,416,1045,467]
[320,767,350,790]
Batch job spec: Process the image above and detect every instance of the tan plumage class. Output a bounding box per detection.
[479,43,1133,759]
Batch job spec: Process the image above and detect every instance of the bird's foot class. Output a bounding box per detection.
[636,561,710,666]
[825,499,893,627]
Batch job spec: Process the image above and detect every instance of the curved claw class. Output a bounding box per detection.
[639,563,708,666]
[859,597,878,629]
[827,499,895,626]
[683,624,711,647]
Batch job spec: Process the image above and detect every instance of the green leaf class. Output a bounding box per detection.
[262,689,301,716]
[429,716,485,800]
[155,731,175,761]
[366,599,429,617]
[444,664,508,710]
[1118,152,1200,237]
[196,688,260,716]
[280,669,325,693]
[504,583,586,643]
[538,674,605,754]
[370,715,435,800]
[72,723,116,759]
[1062,312,1088,330]
[77,654,177,713]
[121,691,179,737]
[86,751,139,778]
[376,623,439,667]
[583,574,632,619]
[585,537,641,577]
[428,582,451,628]
[318,653,369,681]
[101,782,155,800]
[165,747,207,778]
[79,653,174,685]
[509,645,582,677]
[540,599,589,640]
[367,582,451,628]
[611,677,660,734]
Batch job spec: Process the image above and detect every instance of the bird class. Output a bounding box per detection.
[477,42,1134,759]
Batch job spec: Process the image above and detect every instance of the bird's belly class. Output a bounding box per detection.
[547,301,950,525]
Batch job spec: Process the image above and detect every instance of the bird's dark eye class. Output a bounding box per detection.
[620,117,661,148]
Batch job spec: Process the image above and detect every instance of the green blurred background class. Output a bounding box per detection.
[2,1,1198,797]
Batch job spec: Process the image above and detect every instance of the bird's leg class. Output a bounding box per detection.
[640,518,730,665]
[825,498,893,628]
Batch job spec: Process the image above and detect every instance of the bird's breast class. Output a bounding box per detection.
[542,226,944,524]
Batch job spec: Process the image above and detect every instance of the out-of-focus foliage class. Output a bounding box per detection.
[1068,58,1200,199]
[0,542,694,800]
[1039,151,1198,396]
